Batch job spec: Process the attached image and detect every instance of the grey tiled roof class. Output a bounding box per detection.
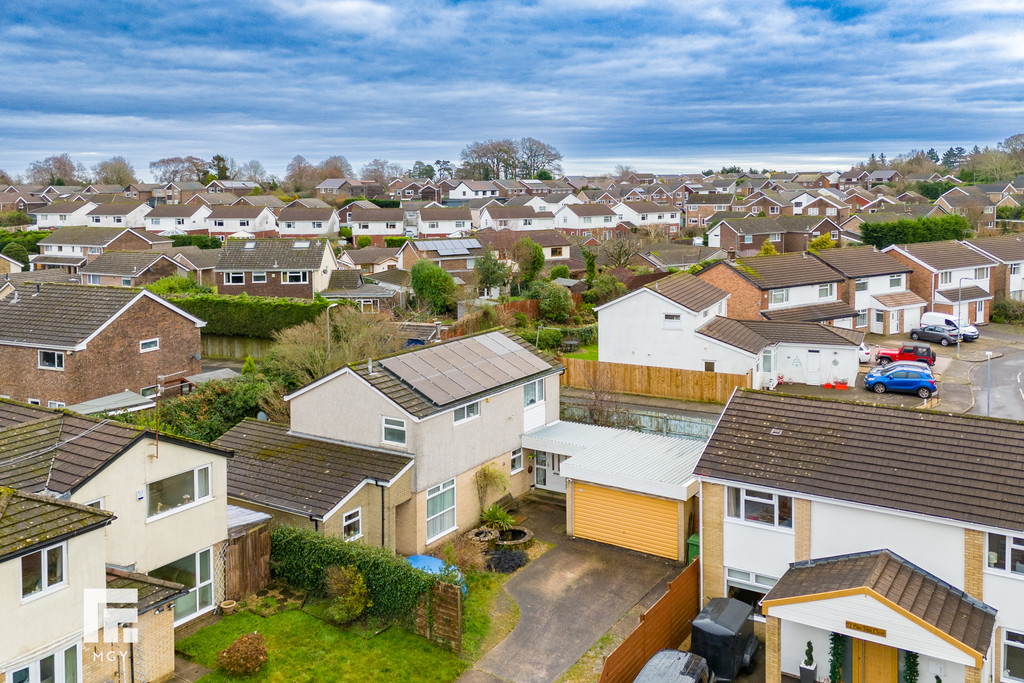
[812,246,911,278]
[0,283,141,347]
[697,317,862,355]
[894,240,997,271]
[215,418,411,518]
[277,207,335,221]
[38,226,138,246]
[215,239,328,271]
[759,300,858,322]
[106,568,186,614]
[0,487,113,561]
[85,202,147,216]
[347,247,399,265]
[696,390,1024,532]
[169,246,221,270]
[79,251,171,277]
[729,252,845,289]
[644,272,728,312]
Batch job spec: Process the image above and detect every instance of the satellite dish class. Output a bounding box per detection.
[256,411,268,421]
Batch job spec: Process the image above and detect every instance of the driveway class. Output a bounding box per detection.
[470,499,681,683]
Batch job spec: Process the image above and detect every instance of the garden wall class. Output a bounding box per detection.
[413,581,463,654]
[558,357,751,404]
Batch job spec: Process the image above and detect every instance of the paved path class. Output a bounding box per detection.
[469,500,680,683]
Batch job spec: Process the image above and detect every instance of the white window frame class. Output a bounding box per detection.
[251,271,267,284]
[818,283,834,299]
[151,547,214,625]
[175,218,185,226]
[725,486,794,530]
[27,399,40,405]
[939,271,952,286]
[8,643,80,683]
[140,338,159,353]
[47,401,65,409]
[664,313,682,329]
[768,233,781,242]
[743,235,753,244]
[524,378,545,407]
[511,448,524,474]
[769,289,789,305]
[226,272,244,285]
[426,478,457,544]
[1012,263,1022,276]
[21,541,67,601]
[283,271,309,284]
[146,465,212,521]
[382,417,406,445]
[453,401,480,424]
[85,274,100,285]
[343,508,362,541]
[38,350,64,371]
[856,310,868,327]
[120,276,131,287]
[238,220,250,228]
[855,279,868,292]
[986,532,1024,579]
[1005,630,1024,682]
[975,267,989,280]
[889,274,904,288]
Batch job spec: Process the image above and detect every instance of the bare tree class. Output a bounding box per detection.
[149,156,209,183]
[999,133,1024,163]
[25,154,87,185]
[0,169,15,185]
[236,159,269,184]
[517,137,563,178]
[92,156,138,186]
[460,139,520,179]
[317,155,355,180]
[434,160,455,179]
[284,155,318,192]
[360,158,405,185]
[612,163,637,178]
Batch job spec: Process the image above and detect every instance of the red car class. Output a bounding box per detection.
[875,344,936,366]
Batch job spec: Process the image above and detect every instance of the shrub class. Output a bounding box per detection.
[1,241,29,265]
[535,327,563,350]
[410,260,456,315]
[270,526,435,621]
[164,293,340,338]
[486,548,528,573]
[340,227,352,239]
[537,281,574,323]
[356,235,372,248]
[145,275,212,295]
[370,198,400,208]
[441,535,486,573]
[384,236,411,248]
[513,312,528,327]
[216,632,269,676]
[323,565,370,625]
[992,297,1024,324]
[582,273,627,305]
[241,355,256,374]
[481,504,514,531]
[0,211,32,228]
[549,264,570,280]
[171,234,222,250]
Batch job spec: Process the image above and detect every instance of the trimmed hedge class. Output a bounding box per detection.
[165,293,349,338]
[270,526,435,621]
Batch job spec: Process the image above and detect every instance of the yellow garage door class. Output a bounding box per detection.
[572,483,679,559]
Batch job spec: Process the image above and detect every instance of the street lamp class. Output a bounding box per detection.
[956,277,970,358]
[986,351,993,417]
[326,303,338,361]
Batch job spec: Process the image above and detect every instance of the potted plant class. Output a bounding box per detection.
[220,599,237,616]
[800,640,817,683]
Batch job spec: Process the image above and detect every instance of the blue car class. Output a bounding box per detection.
[863,365,937,398]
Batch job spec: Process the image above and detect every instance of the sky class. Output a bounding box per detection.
[2,0,1024,180]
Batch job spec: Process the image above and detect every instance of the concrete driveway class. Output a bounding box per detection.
[470,499,681,683]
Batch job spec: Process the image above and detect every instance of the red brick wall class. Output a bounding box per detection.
[697,263,764,319]
[103,231,160,256]
[990,263,1009,300]
[216,271,315,299]
[885,250,935,305]
[0,296,201,405]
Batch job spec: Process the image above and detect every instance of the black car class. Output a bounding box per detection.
[909,324,959,346]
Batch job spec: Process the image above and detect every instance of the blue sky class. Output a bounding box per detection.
[2,0,1024,180]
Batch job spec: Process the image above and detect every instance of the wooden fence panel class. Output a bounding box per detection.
[557,357,750,404]
[599,558,702,683]
[224,525,271,600]
[201,335,276,361]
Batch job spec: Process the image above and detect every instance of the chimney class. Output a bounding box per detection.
[367,358,373,375]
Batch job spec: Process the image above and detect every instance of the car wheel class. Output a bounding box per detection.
[918,387,932,398]
[879,358,891,366]
[940,338,949,346]
[910,332,919,340]
[873,383,886,394]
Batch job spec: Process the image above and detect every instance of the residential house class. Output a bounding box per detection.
[0,253,23,276]
[205,205,277,239]
[388,179,438,202]
[28,201,98,229]
[169,245,222,286]
[270,329,562,554]
[935,187,998,232]
[477,229,573,264]
[448,181,500,201]
[338,199,378,226]
[321,269,397,313]
[317,178,369,200]
[415,207,473,238]
[206,180,260,197]
[85,202,151,229]
[793,173,831,188]
[143,204,212,235]
[350,207,406,246]
[0,489,114,683]
[232,194,287,209]
[124,182,162,203]
[641,243,727,270]
[696,252,857,326]
[964,234,1024,300]
[883,241,997,325]
[80,251,188,287]
[613,201,680,236]
[866,169,903,185]
[479,206,556,231]
[159,181,206,205]
[32,227,171,273]
[215,238,337,299]
[366,268,413,307]
[523,193,582,214]
[707,216,840,257]
[397,238,485,276]
[493,179,530,198]
[553,204,618,236]
[686,193,736,228]
[348,246,401,274]
[184,191,236,207]
[696,390,1024,683]
[0,282,204,406]
[809,246,922,335]
[277,206,340,238]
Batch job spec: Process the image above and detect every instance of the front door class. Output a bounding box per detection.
[975,301,985,324]
[533,451,568,492]
[889,310,899,334]
[852,639,898,683]
[806,350,821,385]
[871,310,885,334]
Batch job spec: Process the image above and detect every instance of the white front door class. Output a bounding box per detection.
[889,310,899,334]
[534,451,568,492]
[976,302,985,324]
[806,350,821,385]
[871,310,885,334]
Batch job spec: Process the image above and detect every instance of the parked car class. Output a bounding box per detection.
[920,311,979,340]
[910,324,959,346]
[867,361,933,376]
[858,343,872,364]
[863,365,938,398]
[634,650,716,683]
[875,344,936,366]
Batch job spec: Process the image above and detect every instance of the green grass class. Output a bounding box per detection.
[562,343,598,361]
[461,571,519,661]
[176,610,467,682]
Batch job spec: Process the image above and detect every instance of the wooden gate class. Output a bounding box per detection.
[224,524,271,600]
[598,557,702,683]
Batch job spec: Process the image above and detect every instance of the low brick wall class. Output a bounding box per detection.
[413,582,462,654]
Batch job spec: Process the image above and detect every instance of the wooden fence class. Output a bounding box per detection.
[413,582,463,654]
[558,357,751,404]
[201,334,276,360]
[599,558,702,683]
[224,524,271,601]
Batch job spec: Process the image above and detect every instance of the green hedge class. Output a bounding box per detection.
[520,323,598,350]
[992,298,1024,324]
[165,293,346,338]
[270,526,435,621]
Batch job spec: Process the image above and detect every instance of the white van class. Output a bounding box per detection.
[920,311,979,340]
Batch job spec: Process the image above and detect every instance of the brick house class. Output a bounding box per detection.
[318,178,369,200]
[882,241,996,325]
[205,179,260,197]
[478,206,556,231]
[707,216,841,258]
[31,226,172,273]
[397,237,485,275]
[0,283,204,407]
[696,252,856,325]
[685,193,736,229]
[348,246,401,274]
[80,251,187,287]
[963,234,1024,301]
[696,391,1023,683]
[214,238,338,299]
[169,245,222,286]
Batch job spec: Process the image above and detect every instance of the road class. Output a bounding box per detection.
[969,350,1024,420]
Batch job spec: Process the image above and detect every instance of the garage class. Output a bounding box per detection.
[523,421,704,562]
[572,483,679,559]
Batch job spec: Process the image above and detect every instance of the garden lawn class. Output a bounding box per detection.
[176,610,467,683]
[563,343,598,361]
[461,571,519,661]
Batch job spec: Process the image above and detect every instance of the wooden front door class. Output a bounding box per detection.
[852,639,897,683]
